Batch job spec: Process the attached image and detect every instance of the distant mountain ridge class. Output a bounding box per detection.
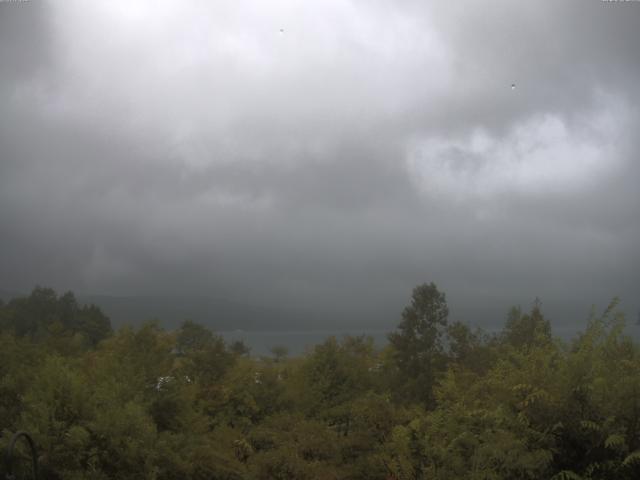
[77,294,322,332]
[0,289,322,331]
[3,288,631,338]
[0,290,21,302]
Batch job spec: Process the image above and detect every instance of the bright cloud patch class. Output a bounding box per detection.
[406,95,626,199]
[51,0,453,169]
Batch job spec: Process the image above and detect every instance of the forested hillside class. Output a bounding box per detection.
[1,285,639,480]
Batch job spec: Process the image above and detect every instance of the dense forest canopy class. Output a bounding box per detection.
[1,285,639,480]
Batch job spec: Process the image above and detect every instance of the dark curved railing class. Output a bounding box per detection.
[4,431,38,480]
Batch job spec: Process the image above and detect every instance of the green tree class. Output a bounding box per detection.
[175,319,214,354]
[388,282,449,407]
[270,345,289,363]
[0,288,111,349]
[75,304,112,347]
[446,321,496,374]
[293,336,375,421]
[503,299,552,350]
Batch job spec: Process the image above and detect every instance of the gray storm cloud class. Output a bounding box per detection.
[1,0,638,329]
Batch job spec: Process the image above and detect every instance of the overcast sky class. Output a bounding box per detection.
[1,0,639,329]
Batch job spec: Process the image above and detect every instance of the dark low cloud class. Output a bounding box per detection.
[1,0,638,329]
